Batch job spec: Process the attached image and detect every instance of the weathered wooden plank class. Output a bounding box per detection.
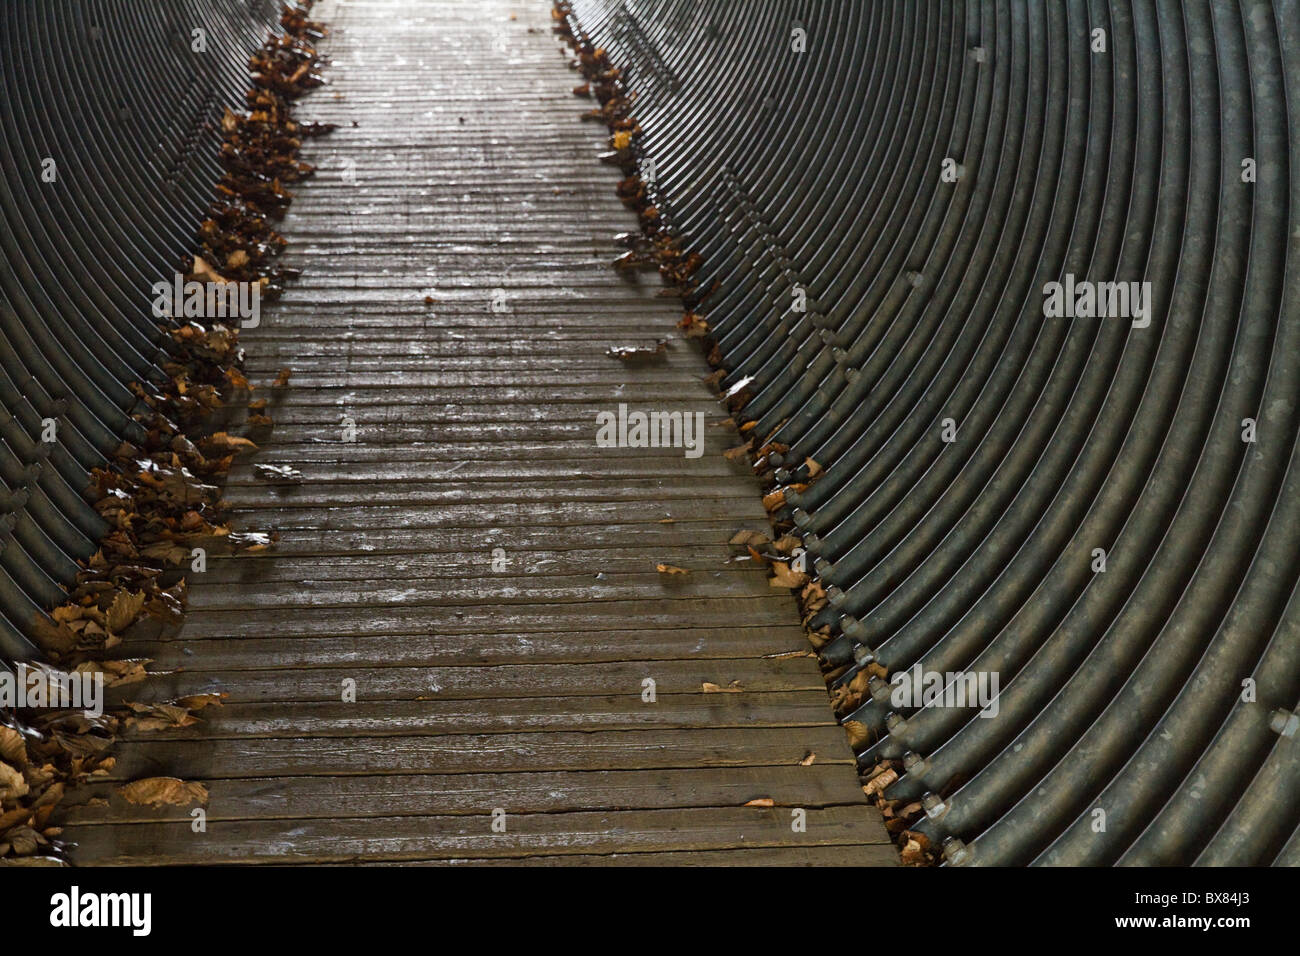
[194,549,756,583]
[221,483,764,511]
[126,629,812,669]
[192,521,752,556]
[62,806,886,865]
[106,693,837,740]
[111,658,828,703]
[181,573,785,612]
[225,439,743,464]
[101,726,854,779]
[65,765,867,824]
[224,498,759,527]
[359,845,898,866]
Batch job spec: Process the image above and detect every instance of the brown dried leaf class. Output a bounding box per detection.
[701,680,743,693]
[177,693,228,711]
[0,761,31,803]
[900,837,925,865]
[769,561,809,589]
[863,767,899,797]
[104,590,147,633]
[843,720,870,749]
[728,530,769,549]
[117,777,208,808]
[189,256,230,285]
[0,727,27,767]
[204,432,258,456]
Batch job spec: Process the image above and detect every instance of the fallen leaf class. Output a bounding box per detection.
[900,837,926,865]
[863,767,899,797]
[843,720,870,749]
[606,339,669,362]
[0,727,27,767]
[104,590,147,633]
[204,432,258,455]
[702,680,744,693]
[677,312,709,338]
[743,798,774,807]
[123,702,199,732]
[189,256,229,285]
[253,463,305,483]
[177,693,228,711]
[728,530,769,549]
[769,562,809,588]
[798,752,817,766]
[0,762,30,802]
[656,563,689,575]
[117,777,208,808]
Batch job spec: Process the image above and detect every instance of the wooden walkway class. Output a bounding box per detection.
[61,0,893,865]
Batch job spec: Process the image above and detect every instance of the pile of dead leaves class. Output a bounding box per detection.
[555,3,708,309]
[0,0,329,862]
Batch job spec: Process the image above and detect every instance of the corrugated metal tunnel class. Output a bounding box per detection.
[0,0,282,658]
[1,0,1297,868]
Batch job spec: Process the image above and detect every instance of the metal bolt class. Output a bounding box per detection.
[943,836,973,865]
[869,675,892,703]
[840,615,868,641]
[902,750,929,776]
[1269,708,1299,738]
[922,791,949,820]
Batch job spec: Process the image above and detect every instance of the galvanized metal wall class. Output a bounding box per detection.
[567,0,1300,865]
[0,1,279,658]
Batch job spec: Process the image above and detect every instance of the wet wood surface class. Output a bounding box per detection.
[63,0,893,865]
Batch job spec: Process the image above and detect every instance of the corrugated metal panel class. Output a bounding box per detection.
[0,1,279,657]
